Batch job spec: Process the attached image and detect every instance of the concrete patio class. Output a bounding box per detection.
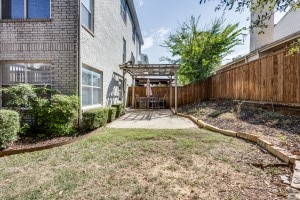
[107,109,197,129]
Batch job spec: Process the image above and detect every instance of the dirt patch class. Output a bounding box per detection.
[178,100,300,155]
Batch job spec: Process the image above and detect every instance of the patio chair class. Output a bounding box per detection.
[159,94,166,109]
[149,96,159,109]
[135,95,146,109]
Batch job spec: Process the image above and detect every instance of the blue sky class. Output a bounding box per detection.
[133,0,286,64]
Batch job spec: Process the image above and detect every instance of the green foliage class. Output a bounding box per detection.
[0,110,20,149]
[2,84,78,137]
[112,104,125,117]
[288,38,300,55]
[31,95,79,136]
[108,107,117,122]
[162,16,243,84]
[82,108,109,131]
[199,0,300,30]
[1,84,36,111]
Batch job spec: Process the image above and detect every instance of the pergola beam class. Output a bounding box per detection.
[119,64,180,112]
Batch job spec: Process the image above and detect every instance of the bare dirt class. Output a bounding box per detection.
[178,100,300,155]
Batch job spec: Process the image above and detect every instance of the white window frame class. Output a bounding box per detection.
[1,62,52,108]
[123,38,127,64]
[81,0,94,31]
[0,0,51,20]
[81,65,103,109]
[120,0,127,24]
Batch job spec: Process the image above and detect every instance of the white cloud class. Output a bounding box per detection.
[157,27,170,39]
[142,36,154,50]
[141,27,170,51]
[136,0,144,6]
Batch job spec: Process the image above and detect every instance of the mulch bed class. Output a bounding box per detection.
[2,135,77,152]
[178,100,300,155]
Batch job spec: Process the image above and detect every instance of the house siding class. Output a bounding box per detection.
[81,0,141,107]
[0,0,79,95]
[274,9,300,41]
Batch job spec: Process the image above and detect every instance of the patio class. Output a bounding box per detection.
[120,64,180,112]
[106,109,197,129]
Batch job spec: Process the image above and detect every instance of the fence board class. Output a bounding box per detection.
[128,51,300,107]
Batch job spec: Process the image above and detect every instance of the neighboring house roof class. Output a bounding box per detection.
[217,31,300,73]
[127,0,144,44]
[274,9,300,41]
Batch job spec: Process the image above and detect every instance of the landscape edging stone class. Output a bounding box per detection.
[174,110,299,165]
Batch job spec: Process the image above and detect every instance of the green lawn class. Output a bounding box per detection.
[0,128,288,199]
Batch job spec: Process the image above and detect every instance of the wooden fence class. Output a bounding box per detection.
[128,50,300,107]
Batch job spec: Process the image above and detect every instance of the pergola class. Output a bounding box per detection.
[119,64,180,113]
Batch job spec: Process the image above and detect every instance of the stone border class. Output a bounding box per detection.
[0,127,103,158]
[172,108,300,190]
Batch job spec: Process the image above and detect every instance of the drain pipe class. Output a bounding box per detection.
[77,0,82,128]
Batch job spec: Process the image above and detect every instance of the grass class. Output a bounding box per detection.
[0,128,286,199]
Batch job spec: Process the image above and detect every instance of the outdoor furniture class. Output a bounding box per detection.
[159,95,166,109]
[135,95,147,109]
[148,96,159,109]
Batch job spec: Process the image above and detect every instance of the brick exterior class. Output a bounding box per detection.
[80,0,142,107]
[0,0,79,95]
[0,0,143,109]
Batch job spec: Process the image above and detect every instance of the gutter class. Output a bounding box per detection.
[77,0,82,127]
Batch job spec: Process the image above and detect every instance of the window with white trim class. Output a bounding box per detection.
[123,38,126,64]
[2,63,51,85]
[0,0,50,19]
[81,66,103,107]
[1,62,51,106]
[81,0,93,31]
[120,0,126,23]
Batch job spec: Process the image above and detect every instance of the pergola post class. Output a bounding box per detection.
[175,72,178,113]
[131,76,135,108]
[169,76,173,108]
[122,70,126,107]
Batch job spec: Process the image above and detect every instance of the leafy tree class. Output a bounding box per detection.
[162,16,243,84]
[199,0,300,53]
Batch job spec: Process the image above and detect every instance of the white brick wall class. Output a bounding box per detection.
[81,0,142,107]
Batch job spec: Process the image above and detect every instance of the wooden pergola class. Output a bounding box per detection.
[119,64,180,113]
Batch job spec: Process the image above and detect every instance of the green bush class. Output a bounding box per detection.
[108,107,117,122]
[112,104,125,118]
[31,95,79,136]
[82,108,109,131]
[0,110,20,149]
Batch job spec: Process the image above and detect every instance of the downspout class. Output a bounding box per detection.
[77,0,82,127]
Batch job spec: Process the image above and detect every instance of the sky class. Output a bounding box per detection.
[133,0,286,64]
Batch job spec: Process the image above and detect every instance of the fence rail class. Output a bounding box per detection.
[128,51,300,107]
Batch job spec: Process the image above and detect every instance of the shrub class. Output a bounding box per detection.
[31,95,79,136]
[108,107,117,122]
[0,110,20,149]
[82,108,109,131]
[112,104,125,118]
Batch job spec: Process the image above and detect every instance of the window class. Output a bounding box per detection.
[81,0,93,31]
[81,66,103,107]
[2,63,51,85]
[1,63,51,106]
[120,0,126,23]
[131,52,135,65]
[1,0,50,19]
[123,38,126,64]
[132,27,136,43]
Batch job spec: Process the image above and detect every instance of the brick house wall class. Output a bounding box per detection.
[0,0,143,110]
[0,0,79,95]
[80,0,143,108]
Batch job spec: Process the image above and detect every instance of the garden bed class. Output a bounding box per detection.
[178,100,300,155]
